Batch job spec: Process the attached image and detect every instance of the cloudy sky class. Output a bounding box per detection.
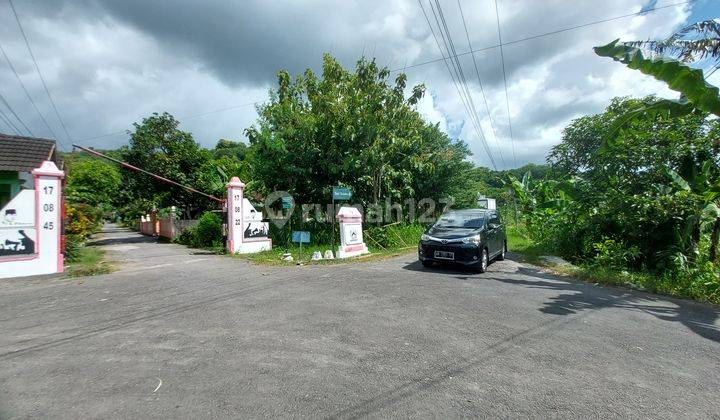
[0,0,716,169]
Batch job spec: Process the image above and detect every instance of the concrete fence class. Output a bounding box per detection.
[139,209,196,240]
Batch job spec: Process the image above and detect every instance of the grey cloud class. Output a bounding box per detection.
[0,0,696,167]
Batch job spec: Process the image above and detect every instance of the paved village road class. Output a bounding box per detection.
[1,225,719,418]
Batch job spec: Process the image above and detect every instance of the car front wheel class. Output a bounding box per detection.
[497,242,506,261]
[477,249,488,273]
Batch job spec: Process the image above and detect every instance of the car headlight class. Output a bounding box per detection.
[462,234,481,244]
[421,234,431,241]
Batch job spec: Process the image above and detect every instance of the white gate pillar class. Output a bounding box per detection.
[226,177,271,254]
[0,161,64,279]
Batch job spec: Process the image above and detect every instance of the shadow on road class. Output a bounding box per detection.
[498,264,719,343]
[402,252,523,278]
[360,259,720,419]
[403,259,719,344]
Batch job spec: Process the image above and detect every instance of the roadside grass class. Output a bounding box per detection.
[237,222,423,266]
[507,225,720,305]
[506,225,544,264]
[65,246,113,277]
[238,243,416,266]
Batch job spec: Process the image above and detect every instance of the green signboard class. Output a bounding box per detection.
[332,186,352,201]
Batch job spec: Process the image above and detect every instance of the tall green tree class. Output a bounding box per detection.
[213,139,248,160]
[245,54,472,210]
[65,157,122,207]
[122,112,212,217]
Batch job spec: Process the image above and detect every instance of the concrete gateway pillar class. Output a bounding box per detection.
[226,177,271,254]
[336,206,369,258]
[0,161,64,279]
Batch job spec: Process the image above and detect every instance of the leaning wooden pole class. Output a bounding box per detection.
[72,144,225,203]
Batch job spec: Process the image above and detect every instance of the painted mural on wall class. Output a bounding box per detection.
[243,199,269,239]
[0,190,36,257]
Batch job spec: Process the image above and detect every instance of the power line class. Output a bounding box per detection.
[494,0,516,168]
[393,0,695,73]
[7,0,72,144]
[0,105,20,134]
[0,91,33,135]
[428,0,496,168]
[706,64,719,78]
[457,0,506,168]
[0,41,59,139]
[418,0,497,169]
[432,0,497,169]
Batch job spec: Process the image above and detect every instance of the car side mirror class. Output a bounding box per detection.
[489,223,500,230]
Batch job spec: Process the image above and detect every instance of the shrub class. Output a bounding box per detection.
[175,211,223,249]
[175,225,198,247]
[196,211,223,247]
[66,202,103,237]
[591,238,641,270]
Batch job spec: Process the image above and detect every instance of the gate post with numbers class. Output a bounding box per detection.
[226,176,245,253]
[0,160,64,279]
[225,176,271,254]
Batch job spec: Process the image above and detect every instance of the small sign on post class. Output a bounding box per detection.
[291,231,311,244]
[332,187,352,201]
[292,230,311,263]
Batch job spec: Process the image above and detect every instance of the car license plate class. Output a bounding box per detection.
[434,250,454,260]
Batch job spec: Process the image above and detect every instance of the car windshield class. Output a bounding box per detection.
[434,212,485,229]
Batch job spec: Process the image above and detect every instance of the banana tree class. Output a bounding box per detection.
[667,161,720,263]
[596,31,720,263]
[594,38,720,148]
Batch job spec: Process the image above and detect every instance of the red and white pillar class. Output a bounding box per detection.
[226,177,272,254]
[226,177,245,253]
[0,161,64,279]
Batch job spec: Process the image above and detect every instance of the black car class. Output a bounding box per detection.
[418,209,506,273]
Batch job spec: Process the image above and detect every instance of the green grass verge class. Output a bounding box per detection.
[65,246,113,277]
[506,226,719,304]
[506,225,545,264]
[236,243,417,266]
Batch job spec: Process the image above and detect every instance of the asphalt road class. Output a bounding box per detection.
[1,225,719,418]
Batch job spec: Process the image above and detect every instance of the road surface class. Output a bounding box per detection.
[1,225,718,418]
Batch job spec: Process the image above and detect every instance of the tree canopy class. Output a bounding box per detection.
[245,54,473,207]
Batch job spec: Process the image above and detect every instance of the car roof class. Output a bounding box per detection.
[444,209,488,214]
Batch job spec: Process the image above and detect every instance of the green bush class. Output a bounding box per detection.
[196,211,223,247]
[66,202,103,238]
[175,211,223,249]
[591,239,641,270]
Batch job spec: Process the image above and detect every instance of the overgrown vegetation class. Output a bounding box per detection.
[246,54,473,207]
[63,154,119,264]
[175,211,224,250]
[500,24,720,304]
